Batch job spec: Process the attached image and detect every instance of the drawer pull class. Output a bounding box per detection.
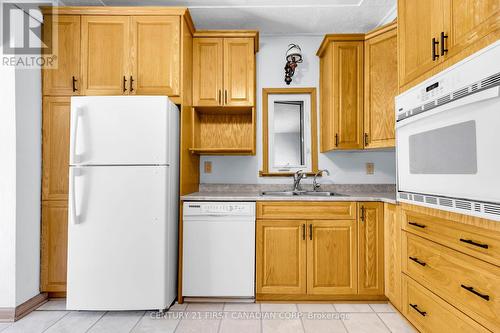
[459,238,489,249]
[410,304,427,317]
[409,256,427,267]
[408,221,426,229]
[461,284,490,301]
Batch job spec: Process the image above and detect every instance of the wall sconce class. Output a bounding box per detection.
[284,44,303,85]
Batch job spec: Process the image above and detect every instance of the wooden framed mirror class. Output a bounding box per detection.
[260,87,318,176]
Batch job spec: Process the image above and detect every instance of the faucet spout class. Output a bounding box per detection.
[313,169,330,191]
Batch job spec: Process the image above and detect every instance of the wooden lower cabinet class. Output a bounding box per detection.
[41,201,68,292]
[256,220,307,295]
[256,202,384,300]
[307,220,357,295]
[358,202,384,295]
[384,203,402,310]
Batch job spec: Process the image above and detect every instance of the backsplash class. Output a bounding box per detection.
[198,183,396,193]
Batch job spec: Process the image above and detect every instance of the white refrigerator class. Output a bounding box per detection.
[66,96,179,311]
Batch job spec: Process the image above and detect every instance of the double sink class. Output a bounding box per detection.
[260,190,348,197]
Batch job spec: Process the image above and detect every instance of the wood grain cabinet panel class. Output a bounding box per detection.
[81,16,131,95]
[358,202,384,295]
[42,97,71,201]
[402,275,490,333]
[256,220,307,295]
[307,220,357,295]
[398,0,446,87]
[384,203,402,310]
[193,38,223,106]
[403,233,500,332]
[130,16,180,95]
[43,15,81,96]
[223,38,254,107]
[364,26,397,149]
[41,201,68,292]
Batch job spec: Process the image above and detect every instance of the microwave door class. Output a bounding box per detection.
[397,86,500,204]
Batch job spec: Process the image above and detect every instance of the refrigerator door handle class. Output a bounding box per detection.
[71,107,82,164]
[71,167,80,224]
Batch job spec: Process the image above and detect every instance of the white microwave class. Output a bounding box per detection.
[396,41,500,221]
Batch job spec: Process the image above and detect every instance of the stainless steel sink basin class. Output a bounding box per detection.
[260,190,347,197]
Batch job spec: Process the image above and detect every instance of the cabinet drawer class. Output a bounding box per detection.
[256,202,356,220]
[402,275,489,333]
[402,209,500,266]
[403,232,500,332]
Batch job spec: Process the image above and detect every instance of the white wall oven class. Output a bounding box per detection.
[396,41,500,221]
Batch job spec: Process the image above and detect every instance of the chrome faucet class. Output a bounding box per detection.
[292,170,307,192]
[313,169,330,191]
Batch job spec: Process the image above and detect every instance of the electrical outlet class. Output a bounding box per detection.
[204,161,212,174]
[366,162,374,175]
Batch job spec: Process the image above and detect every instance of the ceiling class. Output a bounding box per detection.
[56,0,397,35]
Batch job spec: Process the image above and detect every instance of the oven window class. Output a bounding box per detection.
[409,120,477,174]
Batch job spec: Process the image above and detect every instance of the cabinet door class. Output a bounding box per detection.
[364,28,397,149]
[43,15,81,96]
[41,201,68,292]
[130,16,180,96]
[193,38,223,106]
[256,220,307,295]
[42,97,71,201]
[358,202,384,295]
[445,0,500,59]
[307,220,357,295]
[384,204,402,309]
[81,16,130,95]
[333,41,364,149]
[223,38,255,107]
[398,0,446,86]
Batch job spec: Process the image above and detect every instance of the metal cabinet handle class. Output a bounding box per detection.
[409,256,427,267]
[309,224,313,240]
[72,76,78,92]
[224,90,228,104]
[432,38,439,61]
[130,76,134,92]
[440,32,448,56]
[410,304,427,317]
[302,224,306,241]
[218,90,222,105]
[461,285,490,301]
[360,206,365,222]
[459,238,488,249]
[123,76,128,93]
[335,133,339,147]
[408,221,426,229]
[364,133,369,146]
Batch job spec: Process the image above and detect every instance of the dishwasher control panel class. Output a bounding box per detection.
[183,202,256,216]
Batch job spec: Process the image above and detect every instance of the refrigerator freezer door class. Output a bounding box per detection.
[70,96,175,166]
[67,165,172,310]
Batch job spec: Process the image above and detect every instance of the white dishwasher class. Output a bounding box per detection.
[182,202,255,298]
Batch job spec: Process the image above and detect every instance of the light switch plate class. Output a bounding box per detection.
[204,161,212,174]
[366,162,374,175]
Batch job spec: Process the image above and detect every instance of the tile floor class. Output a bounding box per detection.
[0,299,417,333]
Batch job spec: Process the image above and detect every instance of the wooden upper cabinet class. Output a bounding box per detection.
[445,0,500,59]
[41,201,68,292]
[319,45,334,152]
[130,16,180,96]
[334,41,364,149]
[193,38,224,106]
[398,0,446,87]
[42,97,71,201]
[81,16,131,95]
[223,38,254,106]
[256,220,307,295]
[43,15,81,96]
[384,203,402,310]
[358,202,384,295]
[364,25,397,149]
[307,220,357,295]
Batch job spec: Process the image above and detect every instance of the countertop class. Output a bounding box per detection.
[181,191,397,204]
